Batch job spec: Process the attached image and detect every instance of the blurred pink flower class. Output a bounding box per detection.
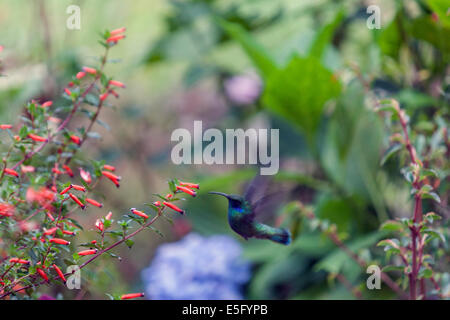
[224,73,262,105]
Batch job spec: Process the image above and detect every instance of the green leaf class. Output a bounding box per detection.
[309,10,344,58]
[380,144,402,166]
[382,265,405,272]
[218,19,278,78]
[262,55,341,147]
[380,220,404,232]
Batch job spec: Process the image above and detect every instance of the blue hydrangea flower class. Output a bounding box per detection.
[141,233,251,300]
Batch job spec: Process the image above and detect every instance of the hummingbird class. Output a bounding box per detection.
[208,191,291,245]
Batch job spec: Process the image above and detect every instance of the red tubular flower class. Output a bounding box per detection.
[76,71,86,79]
[41,101,53,108]
[9,258,30,265]
[78,249,97,256]
[86,198,103,208]
[49,238,71,245]
[80,168,92,184]
[64,88,72,96]
[105,211,113,220]
[106,34,126,43]
[21,165,35,173]
[103,164,115,172]
[53,264,66,283]
[165,194,173,199]
[0,124,13,130]
[62,230,75,235]
[99,92,109,101]
[110,90,120,98]
[63,165,74,177]
[0,203,15,217]
[176,185,197,197]
[60,185,72,195]
[95,219,104,232]
[37,268,49,282]
[130,208,149,219]
[110,27,126,36]
[43,227,58,236]
[82,66,97,74]
[120,292,145,300]
[163,202,185,215]
[102,171,121,181]
[48,116,61,124]
[91,240,97,244]
[179,181,200,189]
[71,184,86,192]
[109,80,126,88]
[68,81,74,87]
[4,168,19,177]
[70,135,81,145]
[153,201,161,207]
[69,193,86,210]
[52,168,63,175]
[110,178,120,188]
[46,211,55,222]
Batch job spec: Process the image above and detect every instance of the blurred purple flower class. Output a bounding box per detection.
[224,73,262,105]
[141,233,251,300]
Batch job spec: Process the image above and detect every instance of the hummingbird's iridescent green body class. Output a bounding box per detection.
[210,192,291,245]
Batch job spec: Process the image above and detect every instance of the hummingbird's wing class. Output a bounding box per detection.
[244,175,271,205]
[244,175,291,224]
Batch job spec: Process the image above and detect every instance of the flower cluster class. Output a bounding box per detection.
[142,233,251,300]
[0,28,198,300]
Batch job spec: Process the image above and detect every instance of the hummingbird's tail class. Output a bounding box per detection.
[256,223,291,245]
[268,228,291,245]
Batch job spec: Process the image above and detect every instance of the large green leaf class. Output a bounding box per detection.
[262,55,341,147]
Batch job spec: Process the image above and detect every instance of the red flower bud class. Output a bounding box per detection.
[82,66,97,74]
[176,185,197,197]
[153,201,161,207]
[41,101,53,108]
[165,194,173,199]
[109,80,126,88]
[105,211,113,220]
[60,185,72,195]
[86,198,103,208]
[102,171,121,181]
[69,193,86,210]
[53,264,66,283]
[37,268,49,282]
[110,27,126,36]
[71,184,86,192]
[46,211,55,222]
[64,88,72,96]
[9,258,30,265]
[130,208,148,219]
[0,124,13,130]
[78,249,97,256]
[63,165,74,177]
[4,168,19,177]
[179,181,200,189]
[120,292,145,300]
[103,164,116,172]
[163,202,184,214]
[100,92,109,101]
[21,165,35,173]
[70,135,81,145]
[52,168,63,175]
[49,238,71,245]
[76,71,86,79]
[28,133,47,142]
[106,34,126,43]
[43,227,58,236]
[91,240,97,244]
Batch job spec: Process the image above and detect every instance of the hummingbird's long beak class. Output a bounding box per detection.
[208,191,230,199]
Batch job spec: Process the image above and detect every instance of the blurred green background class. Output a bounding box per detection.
[0,0,448,299]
